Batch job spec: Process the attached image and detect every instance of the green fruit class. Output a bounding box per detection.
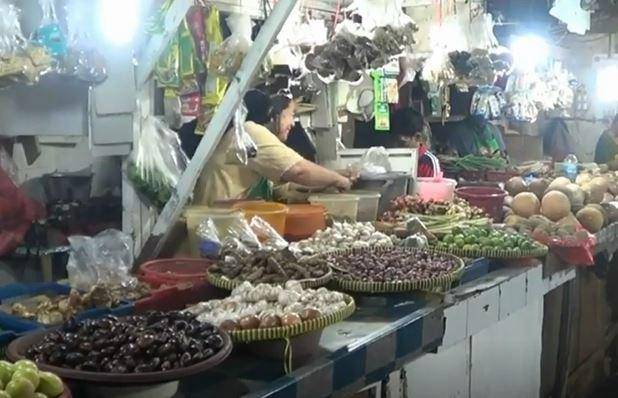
[12,369,39,389]
[5,377,35,398]
[0,391,10,398]
[13,361,37,372]
[33,394,46,398]
[0,361,15,385]
[443,234,454,244]
[464,235,476,244]
[37,372,63,398]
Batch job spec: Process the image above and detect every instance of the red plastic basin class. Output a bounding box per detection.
[455,186,507,222]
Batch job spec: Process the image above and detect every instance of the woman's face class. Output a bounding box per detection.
[276,102,295,141]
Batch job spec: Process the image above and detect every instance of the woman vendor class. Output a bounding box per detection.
[194,90,352,204]
[595,114,618,165]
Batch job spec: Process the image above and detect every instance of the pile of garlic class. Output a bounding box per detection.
[187,281,348,330]
[290,222,393,254]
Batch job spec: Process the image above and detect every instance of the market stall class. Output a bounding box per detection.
[2,0,618,397]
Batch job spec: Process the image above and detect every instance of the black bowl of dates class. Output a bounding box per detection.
[7,312,232,384]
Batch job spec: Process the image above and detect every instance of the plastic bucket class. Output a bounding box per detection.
[413,152,457,201]
[284,204,326,241]
[350,190,381,222]
[232,201,288,235]
[308,194,360,221]
[184,207,243,257]
[455,186,507,221]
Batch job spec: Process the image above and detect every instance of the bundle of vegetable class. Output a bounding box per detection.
[381,196,487,222]
[440,154,508,173]
[434,225,540,255]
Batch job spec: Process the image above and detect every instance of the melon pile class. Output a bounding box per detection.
[504,174,618,234]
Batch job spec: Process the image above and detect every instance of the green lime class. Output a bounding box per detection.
[443,234,454,244]
[464,235,476,244]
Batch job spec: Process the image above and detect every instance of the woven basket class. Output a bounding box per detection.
[328,246,465,293]
[429,243,548,260]
[228,294,355,343]
[207,266,332,291]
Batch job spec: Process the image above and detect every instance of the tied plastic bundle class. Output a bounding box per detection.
[32,0,67,58]
[304,19,417,84]
[127,116,189,208]
[0,1,52,88]
[67,229,137,291]
[210,13,252,78]
[345,0,414,31]
[221,215,289,255]
[61,0,107,84]
[471,86,506,120]
[196,218,222,259]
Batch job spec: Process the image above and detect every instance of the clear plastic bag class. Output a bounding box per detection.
[471,85,506,120]
[66,229,136,291]
[127,116,189,208]
[354,147,392,177]
[62,0,106,84]
[249,216,288,251]
[196,218,222,259]
[233,103,258,165]
[32,0,67,58]
[209,13,252,78]
[223,216,261,253]
[0,1,26,58]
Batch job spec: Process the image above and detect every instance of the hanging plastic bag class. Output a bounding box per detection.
[196,218,222,259]
[66,229,136,291]
[210,13,252,78]
[127,116,189,208]
[0,1,52,87]
[62,0,106,83]
[233,103,258,165]
[471,85,506,120]
[249,216,288,251]
[32,0,67,59]
[468,13,499,50]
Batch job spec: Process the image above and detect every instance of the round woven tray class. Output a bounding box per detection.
[207,266,333,291]
[328,246,465,294]
[429,243,548,260]
[228,294,355,343]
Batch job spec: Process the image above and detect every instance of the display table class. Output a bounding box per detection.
[175,261,576,398]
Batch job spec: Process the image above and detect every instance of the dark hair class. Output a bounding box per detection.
[244,89,292,127]
[390,108,425,137]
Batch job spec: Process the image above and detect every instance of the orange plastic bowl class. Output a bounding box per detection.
[232,201,288,236]
[285,204,326,241]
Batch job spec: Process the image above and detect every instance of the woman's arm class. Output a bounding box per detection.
[282,159,352,190]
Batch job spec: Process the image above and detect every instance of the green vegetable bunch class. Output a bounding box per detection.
[127,162,173,209]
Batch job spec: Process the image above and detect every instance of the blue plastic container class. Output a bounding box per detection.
[0,282,134,333]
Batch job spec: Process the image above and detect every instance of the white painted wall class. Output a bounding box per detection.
[406,300,544,398]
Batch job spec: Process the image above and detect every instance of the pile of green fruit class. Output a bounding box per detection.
[434,226,539,255]
[0,360,63,398]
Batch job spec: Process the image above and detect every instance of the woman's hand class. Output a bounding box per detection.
[334,176,353,191]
